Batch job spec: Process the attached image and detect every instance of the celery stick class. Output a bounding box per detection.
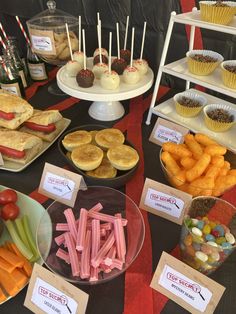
[15,218,31,250]
[22,215,39,261]
[4,220,33,260]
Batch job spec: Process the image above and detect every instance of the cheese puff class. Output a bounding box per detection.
[205,164,221,180]
[184,134,203,160]
[162,142,192,157]
[178,183,189,193]
[169,170,186,187]
[186,153,211,182]
[224,161,231,170]
[188,176,214,196]
[220,168,229,176]
[180,157,196,170]
[161,151,180,175]
[194,133,218,146]
[171,153,181,161]
[204,145,227,156]
[213,175,236,196]
[228,169,236,176]
[211,155,224,168]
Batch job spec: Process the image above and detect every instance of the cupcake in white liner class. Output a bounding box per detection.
[203,103,236,132]
[174,91,207,117]
[199,1,236,25]
[187,50,224,76]
[221,60,236,89]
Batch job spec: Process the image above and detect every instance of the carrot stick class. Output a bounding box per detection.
[0,257,16,273]
[0,286,7,302]
[11,268,28,288]
[9,242,32,277]
[0,268,19,296]
[0,248,24,268]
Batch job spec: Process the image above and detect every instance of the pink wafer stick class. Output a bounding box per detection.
[88,211,127,226]
[91,231,115,268]
[80,230,91,279]
[100,222,112,231]
[64,232,80,277]
[90,267,99,281]
[113,217,126,262]
[54,233,66,246]
[103,245,117,266]
[89,202,103,213]
[76,208,88,251]
[110,258,123,270]
[64,208,77,241]
[100,263,112,273]
[56,248,70,264]
[91,219,100,258]
[56,223,69,231]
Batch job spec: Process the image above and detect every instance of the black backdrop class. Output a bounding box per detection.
[0,0,236,89]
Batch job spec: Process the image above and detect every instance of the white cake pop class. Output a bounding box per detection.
[123,27,140,84]
[65,60,82,77]
[100,32,120,90]
[73,51,84,66]
[93,20,108,59]
[133,59,148,76]
[101,70,120,90]
[92,62,109,79]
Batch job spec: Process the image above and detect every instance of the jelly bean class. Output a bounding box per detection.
[192,242,201,251]
[203,224,211,235]
[210,252,220,262]
[222,242,232,249]
[192,235,204,244]
[201,243,213,255]
[202,216,209,222]
[222,224,230,234]
[184,234,192,246]
[205,234,215,242]
[211,230,220,238]
[195,251,208,262]
[191,218,198,226]
[214,225,225,237]
[197,220,204,230]
[207,241,218,247]
[225,232,235,245]
[184,217,192,228]
[186,245,195,257]
[216,237,226,245]
[192,227,202,237]
[209,221,216,229]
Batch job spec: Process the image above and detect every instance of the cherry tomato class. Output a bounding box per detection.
[1,203,20,220]
[0,189,18,205]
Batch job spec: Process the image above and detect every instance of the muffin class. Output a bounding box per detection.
[200,1,236,25]
[186,50,223,75]
[95,128,125,150]
[86,156,117,178]
[203,104,236,132]
[107,144,139,171]
[71,144,103,171]
[221,60,236,89]
[174,91,207,117]
[62,130,92,151]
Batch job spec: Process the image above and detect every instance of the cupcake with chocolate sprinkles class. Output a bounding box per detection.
[203,104,236,132]
[221,60,236,89]
[199,1,236,25]
[187,50,224,75]
[174,91,207,117]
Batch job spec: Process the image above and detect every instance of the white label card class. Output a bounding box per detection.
[144,188,184,219]
[154,124,182,144]
[31,35,53,52]
[31,277,78,314]
[159,265,212,312]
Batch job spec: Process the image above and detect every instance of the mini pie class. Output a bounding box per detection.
[62,130,92,151]
[86,157,117,178]
[107,144,139,171]
[71,144,103,171]
[95,128,125,150]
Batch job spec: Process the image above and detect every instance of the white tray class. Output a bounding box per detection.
[0,118,71,172]
[152,88,236,152]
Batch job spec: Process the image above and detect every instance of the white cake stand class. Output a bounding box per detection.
[57,58,154,121]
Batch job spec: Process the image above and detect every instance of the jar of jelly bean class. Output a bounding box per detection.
[180,196,236,275]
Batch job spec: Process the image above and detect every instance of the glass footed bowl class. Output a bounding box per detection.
[36,186,145,285]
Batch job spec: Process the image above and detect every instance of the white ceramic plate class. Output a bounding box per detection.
[0,185,45,304]
[0,118,71,172]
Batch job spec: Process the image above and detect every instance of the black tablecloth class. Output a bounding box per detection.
[1,77,236,314]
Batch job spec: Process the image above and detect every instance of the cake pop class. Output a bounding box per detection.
[93,19,108,62]
[93,47,108,58]
[111,22,127,75]
[123,27,140,84]
[133,22,149,76]
[93,54,108,65]
[92,24,108,79]
[101,32,120,90]
[72,16,84,66]
[120,16,131,64]
[77,29,94,88]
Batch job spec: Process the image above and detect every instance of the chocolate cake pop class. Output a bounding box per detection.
[111,23,127,75]
[93,54,108,65]
[123,27,140,84]
[93,47,108,58]
[133,22,149,76]
[120,16,131,64]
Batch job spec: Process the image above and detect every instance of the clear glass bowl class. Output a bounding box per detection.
[180,196,236,275]
[36,186,145,284]
[27,1,79,66]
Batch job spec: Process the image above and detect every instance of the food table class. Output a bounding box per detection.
[1,72,236,314]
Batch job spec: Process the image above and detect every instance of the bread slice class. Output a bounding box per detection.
[0,91,33,129]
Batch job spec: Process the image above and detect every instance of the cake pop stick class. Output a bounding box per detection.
[79,15,81,52]
[97,24,102,64]
[116,22,120,59]
[124,16,129,50]
[140,21,147,60]
[108,32,112,73]
[82,29,86,70]
[65,23,73,61]
[97,12,100,25]
[130,27,135,67]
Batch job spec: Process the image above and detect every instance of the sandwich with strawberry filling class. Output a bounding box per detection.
[0,130,43,164]
[0,91,33,129]
[20,110,66,142]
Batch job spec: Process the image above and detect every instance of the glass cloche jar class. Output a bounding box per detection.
[27,0,79,66]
